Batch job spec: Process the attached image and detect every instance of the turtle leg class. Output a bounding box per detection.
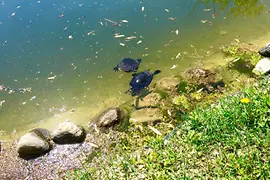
[132,67,138,72]
[113,66,119,72]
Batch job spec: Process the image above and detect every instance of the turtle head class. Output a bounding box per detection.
[113,66,119,72]
[153,70,161,75]
[137,59,142,63]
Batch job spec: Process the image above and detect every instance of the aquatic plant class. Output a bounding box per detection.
[195,0,264,17]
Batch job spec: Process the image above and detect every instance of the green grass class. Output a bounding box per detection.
[66,77,270,179]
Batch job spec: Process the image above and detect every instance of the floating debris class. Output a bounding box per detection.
[165,9,169,12]
[11,12,16,16]
[119,43,125,46]
[125,36,136,40]
[68,35,73,40]
[176,53,181,59]
[114,34,125,38]
[121,20,128,23]
[175,30,179,35]
[168,17,176,21]
[201,20,208,23]
[137,40,142,44]
[104,18,120,26]
[57,14,64,19]
[0,100,5,107]
[171,65,177,69]
[104,18,117,24]
[142,6,145,12]
[48,76,57,80]
[30,96,36,101]
[87,31,95,36]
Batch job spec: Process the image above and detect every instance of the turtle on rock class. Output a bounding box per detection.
[114,58,142,72]
[126,70,161,96]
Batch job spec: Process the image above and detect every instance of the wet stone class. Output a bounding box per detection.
[52,122,86,144]
[258,43,270,58]
[95,108,123,127]
[17,128,51,159]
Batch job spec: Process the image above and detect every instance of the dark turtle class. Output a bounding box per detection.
[127,70,161,96]
[114,58,142,72]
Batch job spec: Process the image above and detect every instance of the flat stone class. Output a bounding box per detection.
[52,122,86,144]
[136,93,162,107]
[130,108,163,124]
[17,129,51,158]
[252,58,270,75]
[155,77,180,91]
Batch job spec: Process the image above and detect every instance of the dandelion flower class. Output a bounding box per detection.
[240,98,250,103]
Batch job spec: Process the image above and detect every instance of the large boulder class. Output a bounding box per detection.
[130,108,163,124]
[135,93,162,107]
[52,122,86,144]
[155,77,180,92]
[258,43,270,57]
[17,128,51,159]
[252,58,270,75]
[93,108,126,128]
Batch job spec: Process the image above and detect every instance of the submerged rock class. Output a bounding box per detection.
[258,43,270,57]
[252,58,270,75]
[52,122,86,144]
[184,68,218,85]
[183,68,224,93]
[135,92,162,107]
[155,77,180,92]
[130,108,163,124]
[17,128,51,159]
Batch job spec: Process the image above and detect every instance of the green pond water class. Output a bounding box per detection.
[0,0,270,134]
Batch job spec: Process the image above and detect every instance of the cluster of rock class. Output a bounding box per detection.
[17,122,86,159]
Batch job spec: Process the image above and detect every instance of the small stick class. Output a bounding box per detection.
[104,18,117,24]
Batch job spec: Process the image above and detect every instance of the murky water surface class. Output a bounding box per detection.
[0,0,269,133]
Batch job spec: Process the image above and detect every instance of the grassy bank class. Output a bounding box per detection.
[66,76,270,179]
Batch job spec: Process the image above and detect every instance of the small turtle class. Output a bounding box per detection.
[114,58,142,72]
[126,70,161,96]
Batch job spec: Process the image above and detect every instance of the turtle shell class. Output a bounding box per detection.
[129,71,153,95]
[114,58,141,72]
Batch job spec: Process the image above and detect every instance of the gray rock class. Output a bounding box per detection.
[130,108,163,124]
[17,128,51,158]
[52,122,86,144]
[135,93,162,107]
[252,58,270,75]
[95,108,124,127]
[155,77,180,92]
[258,43,270,57]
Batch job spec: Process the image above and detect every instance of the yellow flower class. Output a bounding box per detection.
[240,98,250,103]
